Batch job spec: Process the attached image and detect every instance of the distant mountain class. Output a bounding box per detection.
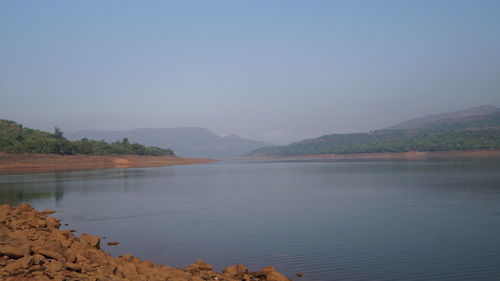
[387,105,500,130]
[66,127,273,159]
[246,105,500,157]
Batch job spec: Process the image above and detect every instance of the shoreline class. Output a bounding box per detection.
[0,153,216,175]
[242,149,500,161]
[0,203,291,281]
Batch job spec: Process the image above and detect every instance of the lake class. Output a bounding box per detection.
[1,159,500,280]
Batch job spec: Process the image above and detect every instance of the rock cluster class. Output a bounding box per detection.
[0,203,291,281]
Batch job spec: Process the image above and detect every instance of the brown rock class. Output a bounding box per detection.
[20,243,33,257]
[80,233,100,249]
[36,219,47,228]
[45,259,65,272]
[0,204,11,223]
[52,231,73,249]
[32,254,47,265]
[224,264,248,275]
[16,202,35,213]
[0,244,24,259]
[143,260,154,268]
[194,260,213,271]
[80,248,102,262]
[266,271,292,281]
[4,255,33,273]
[0,203,290,281]
[76,254,89,264]
[37,240,64,254]
[254,266,291,281]
[255,265,276,275]
[46,217,61,229]
[66,262,82,272]
[296,271,304,277]
[37,249,64,260]
[65,243,83,263]
[41,209,56,214]
[121,254,135,262]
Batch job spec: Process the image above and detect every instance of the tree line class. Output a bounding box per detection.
[0,120,174,156]
[246,128,500,156]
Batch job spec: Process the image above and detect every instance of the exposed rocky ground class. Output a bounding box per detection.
[0,153,215,175]
[0,203,291,281]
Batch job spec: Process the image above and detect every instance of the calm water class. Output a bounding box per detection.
[1,159,500,280]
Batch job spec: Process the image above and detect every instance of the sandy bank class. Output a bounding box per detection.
[0,203,292,281]
[0,153,216,175]
[244,149,500,161]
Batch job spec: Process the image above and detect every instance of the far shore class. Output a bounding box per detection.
[0,153,216,175]
[1,149,499,175]
[242,149,500,161]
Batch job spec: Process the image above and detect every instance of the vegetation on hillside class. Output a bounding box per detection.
[247,128,500,156]
[246,111,500,157]
[0,120,174,156]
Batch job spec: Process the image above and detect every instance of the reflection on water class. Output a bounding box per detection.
[0,168,161,205]
[1,159,500,281]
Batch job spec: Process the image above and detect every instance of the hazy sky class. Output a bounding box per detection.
[1,1,500,144]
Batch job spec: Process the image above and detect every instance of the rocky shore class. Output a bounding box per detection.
[0,203,291,281]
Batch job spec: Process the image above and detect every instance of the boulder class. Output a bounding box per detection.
[254,266,291,281]
[15,202,34,213]
[194,260,213,271]
[32,254,47,265]
[224,264,248,275]
[65,262,82,272]
[80,233,100,249]
[46,217,61,229]
[4,255,33,274]
[45,259,65,272]
[0,203,291,281]
[0,245,24,259]
[37,249,64,260]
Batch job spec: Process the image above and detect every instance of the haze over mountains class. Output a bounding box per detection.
[65,105,500,158]
[66,127,273,159]
[386,105,500,130]
[246,105,500,157]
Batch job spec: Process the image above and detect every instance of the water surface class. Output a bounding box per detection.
[1,159,500,280]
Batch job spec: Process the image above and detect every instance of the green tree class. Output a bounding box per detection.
[54,127,64,139]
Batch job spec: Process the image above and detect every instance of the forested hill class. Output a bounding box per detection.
[246,106,500,157]
[386,105,500,130]
[0,120,174,156]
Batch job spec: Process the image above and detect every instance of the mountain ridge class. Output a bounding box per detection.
[387,105,500,130]
[246,105,500,157]
[66,127,273,159]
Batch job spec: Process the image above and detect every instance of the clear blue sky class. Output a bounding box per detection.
[1,0,499,144]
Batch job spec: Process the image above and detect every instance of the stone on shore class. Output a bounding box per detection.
[0,203,292,281]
